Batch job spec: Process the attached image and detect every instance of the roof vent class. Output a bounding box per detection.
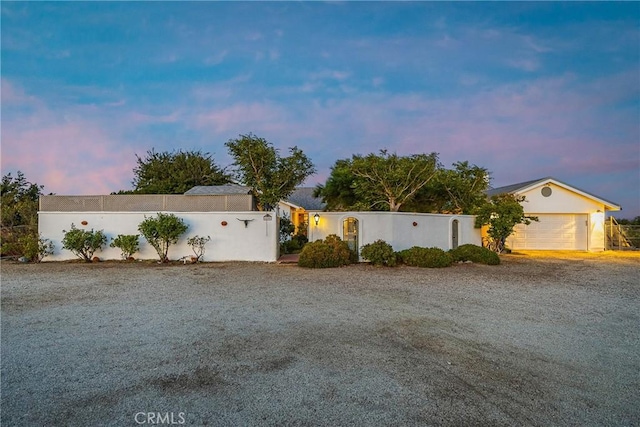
[541,186,552,197]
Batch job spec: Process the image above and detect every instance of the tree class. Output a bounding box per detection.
[474,193,538,253]
[225,134,316,211]
[313,159,361,211]
[1,171,45,256]
[317,151,439,212]
[138,213,188,262]
[405,161,490,214]
[129,149,230,194]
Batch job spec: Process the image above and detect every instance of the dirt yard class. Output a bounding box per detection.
[1,252,638,426]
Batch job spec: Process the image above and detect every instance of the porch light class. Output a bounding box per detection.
[313,213,320,225]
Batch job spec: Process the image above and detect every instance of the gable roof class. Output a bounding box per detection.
[286,187,326,211]
[487,177,621,211]
[184,184,252,195]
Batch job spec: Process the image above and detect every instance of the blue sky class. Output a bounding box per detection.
[2,2,639,217]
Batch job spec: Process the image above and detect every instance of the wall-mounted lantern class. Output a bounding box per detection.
[81,221,88,226]
[313,213,320,226]
[413,221,418,227]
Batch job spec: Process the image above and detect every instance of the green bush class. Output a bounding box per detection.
[281,233,308,254]
[187,235,211,262]
[62,224,107,262]
[19,233,54,262]
[449,244,500,265]
[298,234,355,268]
[361,239,397,267]
[397,246,453,268]
[138,213,188,262]
[110,234,140,260]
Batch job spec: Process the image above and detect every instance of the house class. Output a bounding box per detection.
[282,188,480,254]
[487,177,621,251]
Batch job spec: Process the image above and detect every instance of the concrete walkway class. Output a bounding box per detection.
[277,253,300,264]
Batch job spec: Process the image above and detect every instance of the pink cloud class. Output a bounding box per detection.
[1,79,137,194]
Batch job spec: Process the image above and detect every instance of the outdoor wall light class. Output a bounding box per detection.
[313,213,320,225]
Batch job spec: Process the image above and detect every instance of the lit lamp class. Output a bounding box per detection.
[313,213,320,226]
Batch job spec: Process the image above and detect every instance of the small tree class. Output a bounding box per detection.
[187,235,211,262]
[475,194,538,253]
[62,224,107,262]
[110,234,140,260]
[138,213,188,262]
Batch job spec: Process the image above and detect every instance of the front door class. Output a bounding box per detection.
[343,217,359,256]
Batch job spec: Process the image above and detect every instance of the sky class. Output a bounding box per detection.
[2,2,639,217]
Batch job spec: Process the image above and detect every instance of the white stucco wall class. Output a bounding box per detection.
[307,212,481,253]
[39,211,279,262]
[519,183,604,214]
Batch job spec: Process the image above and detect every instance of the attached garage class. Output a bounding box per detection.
[487,177,621,252]
[508,214,588,250]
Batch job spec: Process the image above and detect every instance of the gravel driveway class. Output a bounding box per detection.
[1,252,638,426]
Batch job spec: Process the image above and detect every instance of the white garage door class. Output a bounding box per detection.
[508,214,588,250]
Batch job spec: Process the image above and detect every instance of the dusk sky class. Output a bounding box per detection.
[2,2,639,217]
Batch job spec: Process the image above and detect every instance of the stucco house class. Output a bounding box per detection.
[37,177,622,261]
[486,177,621,251]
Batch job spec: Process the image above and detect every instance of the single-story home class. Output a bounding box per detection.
[486,177,621,251]
[37,177,621,261]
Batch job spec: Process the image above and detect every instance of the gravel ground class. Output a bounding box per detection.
[1,252,639,426]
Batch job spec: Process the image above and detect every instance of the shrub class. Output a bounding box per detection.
[138,213,188,262]
[450,244,500,265]
[281,233,308,254]
[62,224,107,262]
[361,239,397,267]
[19,233,54,262]
[298,234,355,268]
[110,234,140,260]
[187,235,211,262]
[397,246,453,268]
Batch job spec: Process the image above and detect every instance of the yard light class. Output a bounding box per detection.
[313,213,320,226]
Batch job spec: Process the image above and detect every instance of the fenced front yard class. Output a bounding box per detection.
[2,253,638,426]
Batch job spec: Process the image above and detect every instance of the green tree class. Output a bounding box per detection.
[474,193,538,253]
[313,159,360,211]
[138,213,188,262]
[406,161,490,214]
[1,171,45,256]
[225,134,316,211]
[62,224,108,262]
[317,151,439,212]
[129,149,230,194]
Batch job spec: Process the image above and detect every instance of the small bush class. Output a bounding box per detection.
[281,233,308,254]
[19,233,54,262]
[110,234,140,260]
[361,239,397,267]
[62,224,107,262]
[397,246,453,268]
[450,244,500,265]
[187,235,211,262]
[298,234,355,268]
